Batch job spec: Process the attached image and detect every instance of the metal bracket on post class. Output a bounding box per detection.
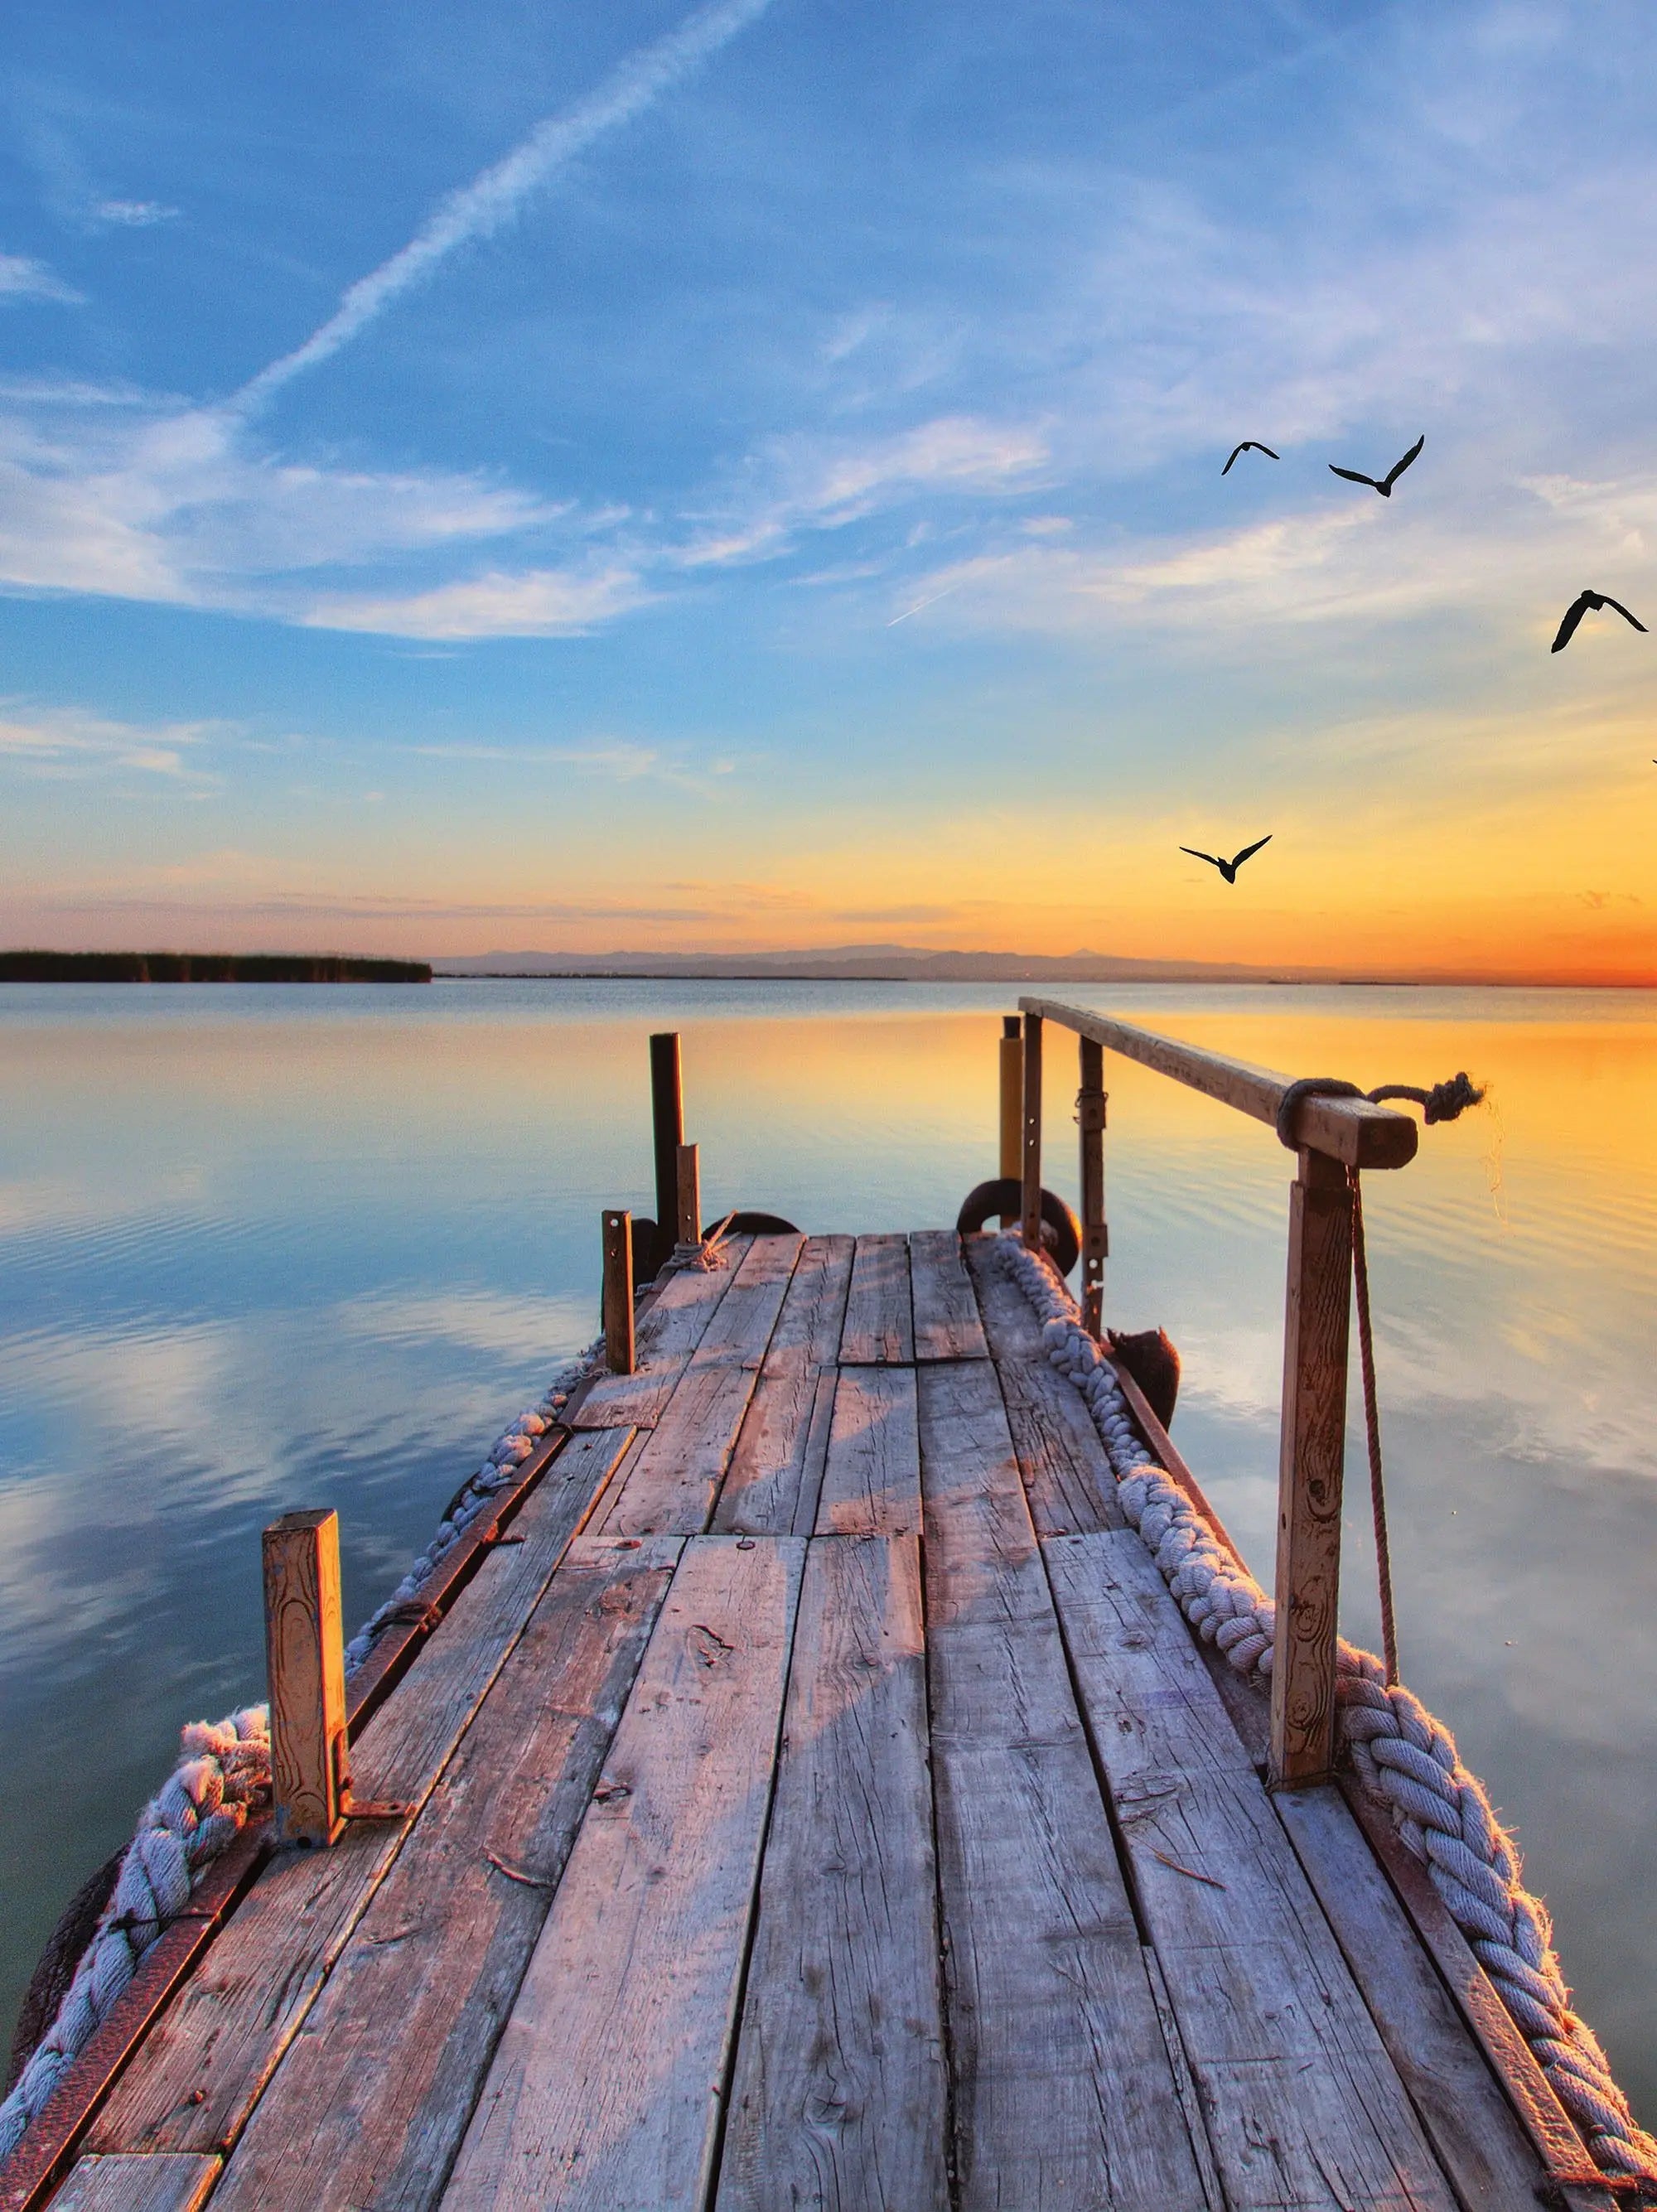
[1078,1036,1108,1338]
[1020,1012,1044,1253]
[1269,1147,1354,1789]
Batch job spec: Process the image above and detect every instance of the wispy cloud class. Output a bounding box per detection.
[93,199,176,228]
[304,563,648,638]
[0,703,213,779]
[234,0,776,413]
[0,251,82,305]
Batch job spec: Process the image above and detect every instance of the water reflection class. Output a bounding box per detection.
[0,980,1653,2111]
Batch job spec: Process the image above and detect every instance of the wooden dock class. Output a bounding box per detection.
[19,1223,1616,2212]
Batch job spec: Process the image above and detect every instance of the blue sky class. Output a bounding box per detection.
[2,0,1655,972]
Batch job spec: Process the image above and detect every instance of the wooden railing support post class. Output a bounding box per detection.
[1078,1036,1108,1337]
[675,1141,701,1249]
[649,1032,684,1250]
[1270,1147,1354,1789]
[998,1014,1022,1227]
[263,1508,348,1847]
[1020,1012,1043,1252]
[602,1208,635,1374]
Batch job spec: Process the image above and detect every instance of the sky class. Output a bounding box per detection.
[0,0,1655,978]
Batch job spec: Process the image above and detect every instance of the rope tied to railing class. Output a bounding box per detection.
[1274,1070,1486,1147]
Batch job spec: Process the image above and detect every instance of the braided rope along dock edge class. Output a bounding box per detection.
[992,1234,1657,2201]
[0,1339,601,2166]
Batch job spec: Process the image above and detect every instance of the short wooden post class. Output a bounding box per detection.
[1269,1147,1354,1789]
[1078,1036,1108,1336]
[263,1509,349,1846]
[675,1141,701,1248]
[1020,1012,1043,1251]
[650,1033,684,1244]
[602,1208,635,1374]
[998,1015,1022,1226]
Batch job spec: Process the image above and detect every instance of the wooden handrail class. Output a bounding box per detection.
[1017,997,1418,1171]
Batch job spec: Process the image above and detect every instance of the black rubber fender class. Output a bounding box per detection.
[708,1211,801,1238]
[955,1179,1081,1277]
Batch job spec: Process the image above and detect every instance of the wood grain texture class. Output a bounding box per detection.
[715,1537,947,2212]
[713,1366,836,1538]
[202,1538,683,2212]
[262,1510,346,1846]
[917,1363,1203,2210]
[713,1240,853,1537]
[689,1235,803,1366]
[814,1367,920,1537]
[441,1536,805,2212]
[45,2158,220,2212]
[1078,1036,1107,1338]
[906,1230,986,1361]
[1276,1785,1552,2212]
[594,1364,759,1537]
[571,1239,753,1430]
[89,1428,635,2161]
[601,1211,635,1376]
[1017,997,1419,1171]
[962,1242,1124,1535]
[838,1237,912,1366]
[764,1237,855,1366]
[1271,1148,1353,1786]
[1046,1530,1457,2211]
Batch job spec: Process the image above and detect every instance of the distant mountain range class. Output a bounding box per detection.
[432,944,1319,982]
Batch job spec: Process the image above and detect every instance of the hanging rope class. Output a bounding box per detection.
[1349,1169,1399,1685]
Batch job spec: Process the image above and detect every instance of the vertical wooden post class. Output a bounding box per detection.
[998,1015,1022,1227]
[676,1141,701,1248]
[263,1509,348,1846]
[1269,1147,1354,1789]
[603,1209,635,1374]
[1078,1036,1107,1337]
[650,1033,684,1246]
[1020,1012,1043,1252]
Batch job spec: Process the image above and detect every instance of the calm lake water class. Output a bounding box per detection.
[2,978,1654,2113]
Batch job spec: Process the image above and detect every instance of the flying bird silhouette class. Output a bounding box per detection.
[1549,589,1648,653]
[1221,441,1279,475]
[1180,835,1273,884]
[1328,434,1424,498]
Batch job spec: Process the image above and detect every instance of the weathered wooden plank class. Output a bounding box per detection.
[441,1535,805,2212]
[962,1239,1124,1534]
[713,1239,852,1535]
[1046,1530,1458,2210]
[570,1239,753,1429]
[46,2158,220,2212]
[716,1536,947,2212]
[814,1366,920,1537]
[1017,998,1419,1171]
[764,1235,855,1365]
[713,1365,835,1537]
[1276,1785,1553,2212]
[690,1234,803,1364]
[596,1240,800,1533]
[907,1229,987,1360]
[916,1363,1203,2210]
[202,1537,684,2212]
[838,1235,912,1365]
[88,1427,636,2161]
[594,1364,758,1536]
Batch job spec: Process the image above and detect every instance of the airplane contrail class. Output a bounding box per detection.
[887,580,962,626]
[234,0,775,413]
